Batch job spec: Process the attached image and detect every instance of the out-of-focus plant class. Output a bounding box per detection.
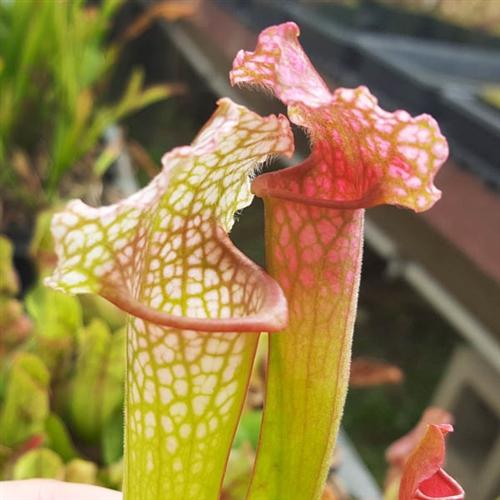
[0,230,125,488]
[42,20,464,500]
[385,422,464,500]
[0,236,19,295]
[0,352,50,452]
[0,237,33,360]
[384,407,454,498]
[0,0,182,231]
[230,22,452,499]
[349,357,403,387]
[65,319,125,445]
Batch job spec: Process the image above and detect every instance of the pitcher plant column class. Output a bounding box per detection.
[46,99,294,500]
[231,22,449,500]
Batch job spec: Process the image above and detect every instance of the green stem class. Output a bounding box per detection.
[124,318,259,500]
[249,198,364,500]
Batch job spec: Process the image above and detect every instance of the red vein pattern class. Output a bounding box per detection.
[251,198,363,499]
[46,99,294,500]
[231,22,449,500]
[231,23,447,212]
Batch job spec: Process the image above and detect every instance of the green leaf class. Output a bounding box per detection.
[24,284,81,380]
[29,208,57,275]
[0,353,50,448]
[99,458,123,490]
[13,448,64,480]
[65,458,98,485]
[0,297,32,351]
[0,0,172,200]
[0,235,19,295]
[26,284,82,339]
[233,410,262,450]
[44,413,78,462]
[93,143,121,176]
[66,320,125,443]
[101,409,124,466]
[80,294,126,331]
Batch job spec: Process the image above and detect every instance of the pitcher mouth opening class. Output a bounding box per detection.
[251,157,382,211]
[99,224,288,333]
[252,182,380,210]
[417,468,465,500]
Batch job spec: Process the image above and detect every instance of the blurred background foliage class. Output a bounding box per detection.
[0,0,182,233]
[0,232,127,487]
